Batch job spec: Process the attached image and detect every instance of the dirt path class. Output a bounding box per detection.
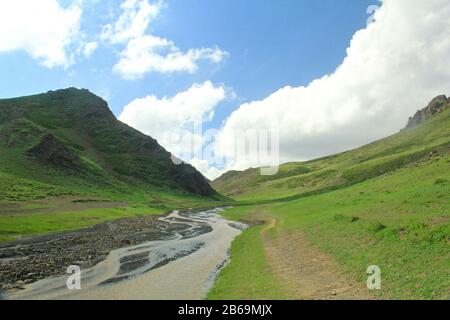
[261,217,373,300]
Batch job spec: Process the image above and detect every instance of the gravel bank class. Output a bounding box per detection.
[0,213,186,292]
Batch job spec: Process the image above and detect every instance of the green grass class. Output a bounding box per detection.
[0,190,229,243]
[0,235,15,243]
[211,153,450,300]
[219,205,258,221]
[208,225,287,300]
[0,206,166,241]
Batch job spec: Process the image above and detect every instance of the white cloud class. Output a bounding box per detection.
[101,0,163,44]
[119,81,227,163]
[0,0,83,67]
[82,42,98,58]
[189,158,224,182]
[103,0,228,79]
[114,35,228,79]
[212,0,450,175]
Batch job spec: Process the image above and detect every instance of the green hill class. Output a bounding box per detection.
[0,88,223,208]
[0,88,227,242]
[209,96,450,300]
[213,96,450,202]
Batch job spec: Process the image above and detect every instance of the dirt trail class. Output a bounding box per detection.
[261,217,373,300]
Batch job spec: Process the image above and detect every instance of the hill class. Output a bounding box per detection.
[212,95,450,202]
[209,96,450,300]
[0,88,218,204]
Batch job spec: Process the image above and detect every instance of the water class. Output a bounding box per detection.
[7,208,246,300]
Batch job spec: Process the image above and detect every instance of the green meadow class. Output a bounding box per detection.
[210,108,450,300]
[210,153,449,300]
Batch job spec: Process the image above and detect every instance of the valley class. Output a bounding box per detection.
[209,97,450,300]
[0,90,449,300]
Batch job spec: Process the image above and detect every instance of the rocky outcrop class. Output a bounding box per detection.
[27,134,81,169]
[405,95,449,129]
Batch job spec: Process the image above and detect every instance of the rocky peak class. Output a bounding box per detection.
[405,95,449,129]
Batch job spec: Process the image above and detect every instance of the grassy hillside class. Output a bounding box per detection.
[0,88,217,201]
[210,97,450,300]
[213,100,450,202]
[0,88,225,242]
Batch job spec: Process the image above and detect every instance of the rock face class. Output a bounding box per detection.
[27,134,81,169]
[405,95,449,129]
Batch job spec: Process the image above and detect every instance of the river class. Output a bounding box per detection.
[6,208,246,300]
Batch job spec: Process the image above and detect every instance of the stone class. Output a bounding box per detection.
[405,95,449,129]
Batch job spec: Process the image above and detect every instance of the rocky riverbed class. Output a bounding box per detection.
[1,208,246,300]
[0,210,208,292]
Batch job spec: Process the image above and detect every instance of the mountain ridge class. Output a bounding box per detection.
[405,95,449,129]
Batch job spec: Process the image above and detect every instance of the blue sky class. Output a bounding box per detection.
[0,0,372,126]
[2,0,449,179]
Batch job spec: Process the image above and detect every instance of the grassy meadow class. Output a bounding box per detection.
[210,151,450,300]
[0,192,228,243]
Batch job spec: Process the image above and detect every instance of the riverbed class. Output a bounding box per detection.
[4,208,246,300]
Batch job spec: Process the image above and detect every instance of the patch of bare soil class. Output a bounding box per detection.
[262,219,374,300]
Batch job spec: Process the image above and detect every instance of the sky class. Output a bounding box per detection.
[1,0,450,179]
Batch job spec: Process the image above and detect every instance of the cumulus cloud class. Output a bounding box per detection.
[213,0,450,175]
[103,0,228,79]
[119,81,227,163]
[0,0,83,68]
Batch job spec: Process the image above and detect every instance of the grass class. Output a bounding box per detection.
[210,153,450,300]
[0,235,15,243]
[275,154,449,299]
[0,191,229,243]
[0,206,165,242]
[209,105,449,299]
[207,224,287,300]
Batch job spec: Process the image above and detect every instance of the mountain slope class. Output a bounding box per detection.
[0,88,216,203]
[212,95,450,201]
[210,96,449,300]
